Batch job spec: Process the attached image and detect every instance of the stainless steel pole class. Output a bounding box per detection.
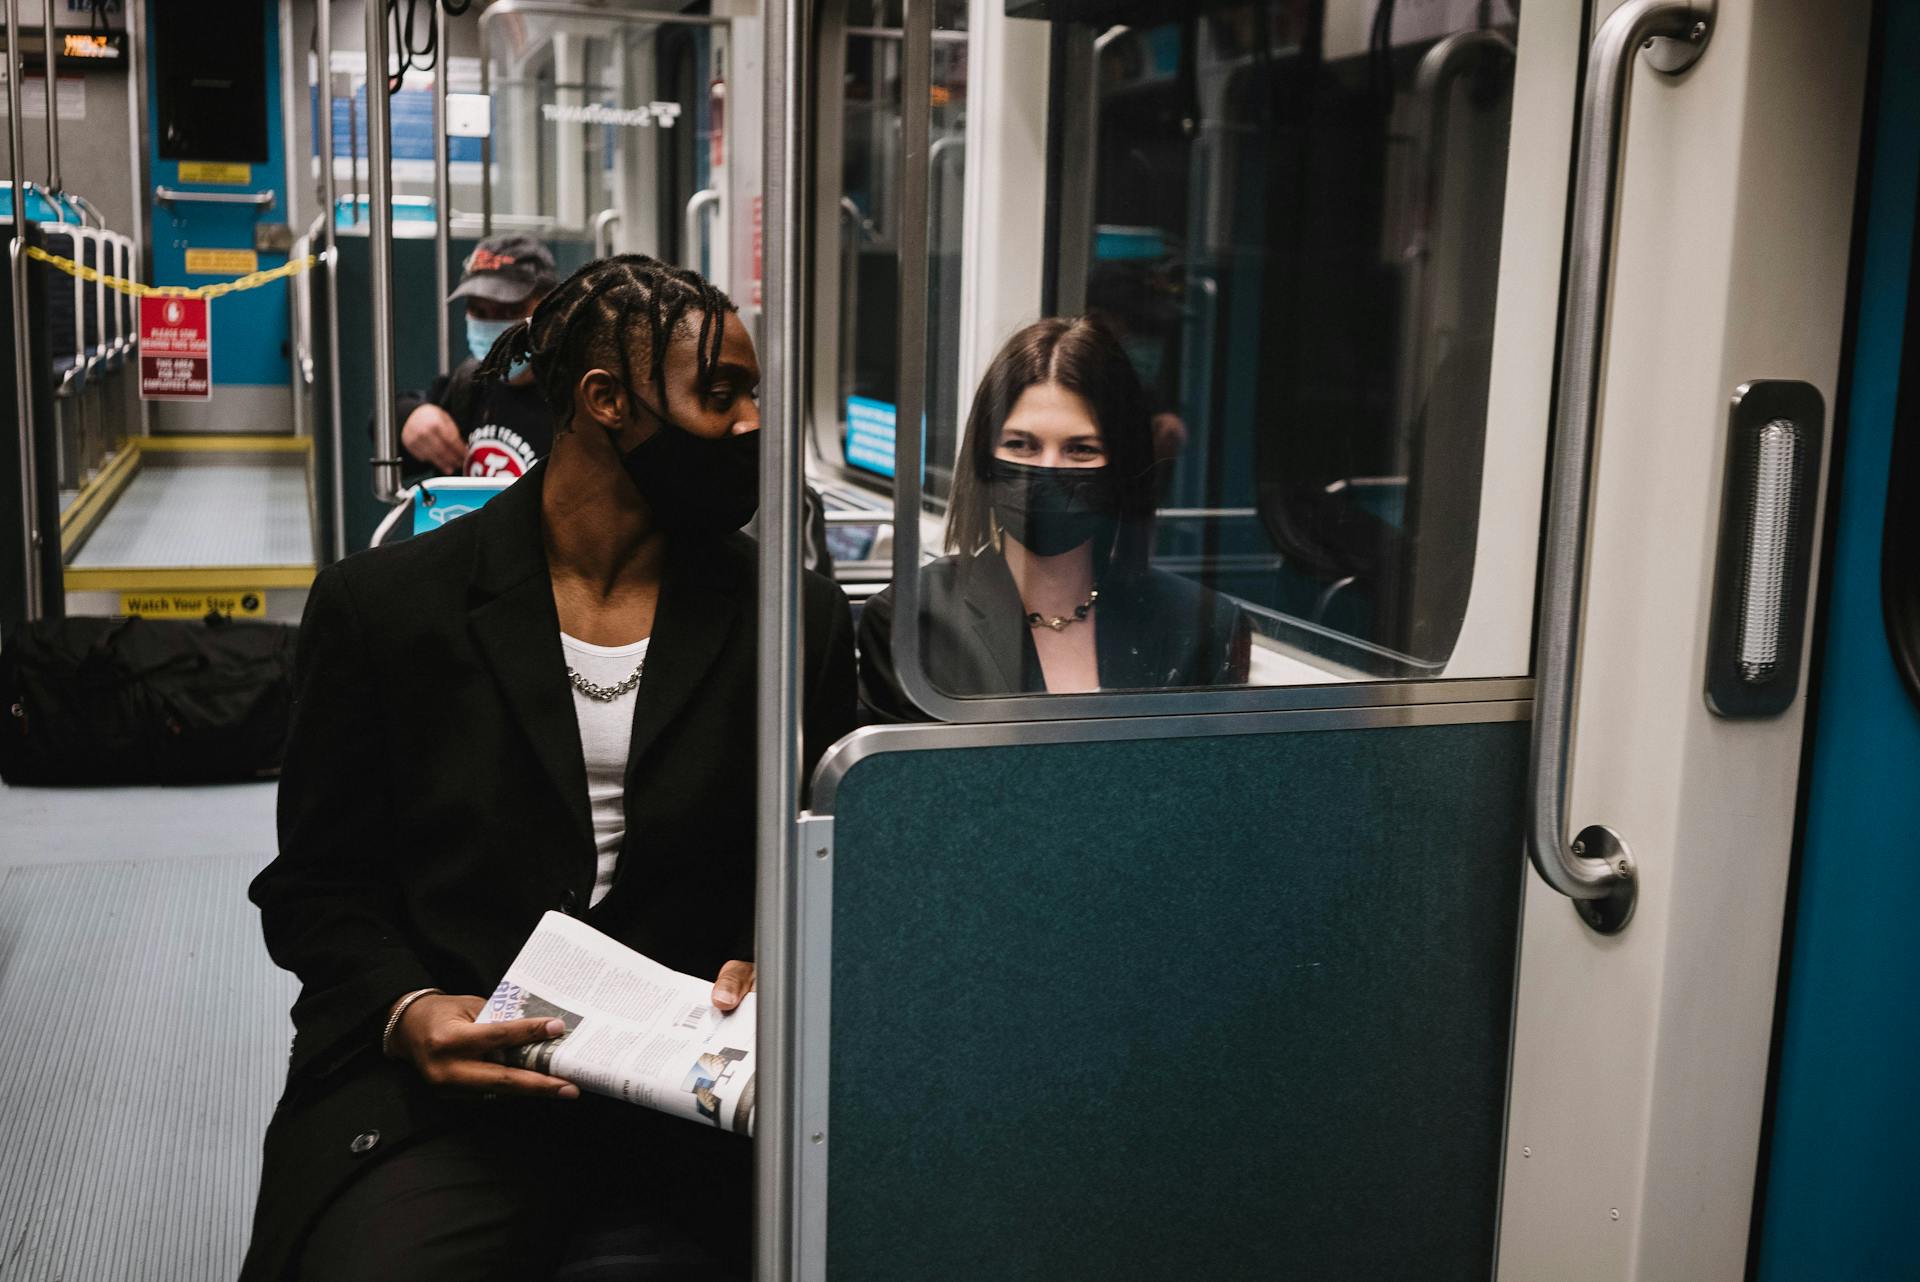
[8,0,43,621]
[755,0,806,1276]
[317,0,347,558]
[365,0,402,502]
[39,0,57,192]
[479,22,491,235]
[432,0,451,373]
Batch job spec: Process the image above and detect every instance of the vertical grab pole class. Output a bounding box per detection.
[317,0,347,558]
[887,0,933,717]
[479,16,492,236]
[432,0,451,374]
[364,0,402,503]
[40,0,58,193]
[756,0,805,1277]
[7,0,43,621]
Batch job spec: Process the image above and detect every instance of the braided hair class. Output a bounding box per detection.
[473,254,737,432]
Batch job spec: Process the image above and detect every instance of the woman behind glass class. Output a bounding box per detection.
[859,316,1251,719]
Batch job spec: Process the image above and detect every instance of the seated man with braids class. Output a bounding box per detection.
[243,256,857,1281]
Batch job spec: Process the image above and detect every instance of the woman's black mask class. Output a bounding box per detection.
[986,458,1118,556]
[609,384,760,537]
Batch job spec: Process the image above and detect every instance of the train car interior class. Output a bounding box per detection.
[0,0,1917,1278]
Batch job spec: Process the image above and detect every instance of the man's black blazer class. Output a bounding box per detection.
[241,461,855,1275]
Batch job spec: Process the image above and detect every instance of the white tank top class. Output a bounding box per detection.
[560,632,651,907]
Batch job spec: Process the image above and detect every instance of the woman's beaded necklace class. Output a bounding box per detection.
[1025,588,1099,632]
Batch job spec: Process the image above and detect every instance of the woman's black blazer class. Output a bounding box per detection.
[857,549,1251,720]
[241,461,855,1276]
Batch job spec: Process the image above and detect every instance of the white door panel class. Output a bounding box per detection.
[1498,2,1870,1278]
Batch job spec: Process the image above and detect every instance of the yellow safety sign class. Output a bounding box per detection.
[177,161,252,186]
[121,590,267,619]
[24,245,315,300]
[184,247,260,276]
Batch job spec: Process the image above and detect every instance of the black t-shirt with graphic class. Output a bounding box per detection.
[395,358,557,482]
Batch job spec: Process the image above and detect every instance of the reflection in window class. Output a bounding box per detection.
[484,14,718,254]
[1048,1,1521,678]
[858,316,1252,720]
[835,0,970,499]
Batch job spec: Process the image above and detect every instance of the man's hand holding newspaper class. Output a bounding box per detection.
[470,912,760,1134]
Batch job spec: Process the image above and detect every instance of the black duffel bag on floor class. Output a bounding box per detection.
[0,614,298,785]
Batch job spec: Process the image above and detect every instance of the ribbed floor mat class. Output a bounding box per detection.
[0,857,294,1281]
[68,460,312,568]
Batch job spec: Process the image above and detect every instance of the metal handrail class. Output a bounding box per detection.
[433,0,452,375]
[7,0,42,621]
[317,0,346,559]
[1526,0,1712,934]
[928,134,963,262]
[66,193,104,229]
[364,0,402,503]
[592,206,620,258]
[154,186,277,208]
[1395,28,1515,437]
[888,0,937,718]
[684,188,720,273]
[479,1,731,236]
[40,0,57,194]
[844,24,967,43]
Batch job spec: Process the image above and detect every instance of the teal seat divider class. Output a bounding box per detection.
[825,719,1527,1280]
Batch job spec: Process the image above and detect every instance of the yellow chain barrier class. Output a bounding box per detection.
[22,245,317,300]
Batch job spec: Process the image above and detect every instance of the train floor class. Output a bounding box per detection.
[69,457,311,570]
[0,778,288,1281]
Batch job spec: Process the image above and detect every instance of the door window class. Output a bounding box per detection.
[879,0,1558,716]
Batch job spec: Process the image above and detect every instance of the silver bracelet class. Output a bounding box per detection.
[381,987,444,1059]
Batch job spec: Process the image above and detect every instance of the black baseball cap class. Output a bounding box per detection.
[447,234,558,305]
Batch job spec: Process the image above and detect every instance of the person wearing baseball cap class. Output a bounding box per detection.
[395,235,561,481]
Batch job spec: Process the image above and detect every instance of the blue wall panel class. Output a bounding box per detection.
[144,0,289,389]
[1755,2,1920,1275]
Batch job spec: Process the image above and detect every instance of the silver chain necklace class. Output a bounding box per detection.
[566,659,645,702]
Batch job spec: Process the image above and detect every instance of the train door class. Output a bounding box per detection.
[145,0,294,434]
[760,1,1873,1278]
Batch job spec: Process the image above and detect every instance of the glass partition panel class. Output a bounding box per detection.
[880,0,1543,718]
[481,8,725,258]
[822,0,970,497]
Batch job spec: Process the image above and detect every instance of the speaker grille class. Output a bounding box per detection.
[1736,418,1803,683]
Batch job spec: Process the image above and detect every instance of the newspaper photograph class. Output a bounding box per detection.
[476,911,756,1135]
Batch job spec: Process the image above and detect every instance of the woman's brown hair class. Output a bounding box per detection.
[944,315,1159,578]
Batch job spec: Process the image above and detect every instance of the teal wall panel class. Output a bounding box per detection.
[144,0,290,388]
[826,720,1528,1280]
[1755,0,1920,1273]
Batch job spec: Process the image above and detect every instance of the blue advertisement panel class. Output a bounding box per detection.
[412,476,514,535]
[845,395,897,478]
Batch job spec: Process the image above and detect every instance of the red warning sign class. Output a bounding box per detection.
[139,296,211,401]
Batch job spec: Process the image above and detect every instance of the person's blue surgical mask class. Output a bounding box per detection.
[466,314,529,378]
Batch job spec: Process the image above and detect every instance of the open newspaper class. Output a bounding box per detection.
[476,911,756,1135]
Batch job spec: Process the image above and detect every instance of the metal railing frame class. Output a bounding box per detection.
[8,0,43,620]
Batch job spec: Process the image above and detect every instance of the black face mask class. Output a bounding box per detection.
[986,459,1119,557]
[608,385,760,537]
